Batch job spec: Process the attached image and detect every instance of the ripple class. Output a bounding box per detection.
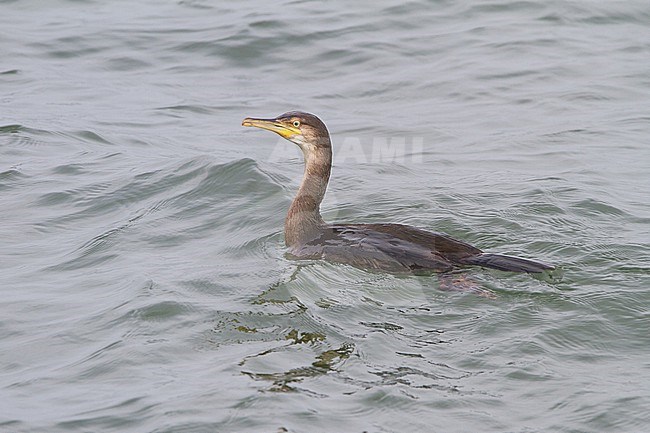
[129,301,195,322]
[155,104,215,115]
[0,123,23,133]
[0,167,27,190]
[104,56,152,71]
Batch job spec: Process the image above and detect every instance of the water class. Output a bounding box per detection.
[2,0,649,432]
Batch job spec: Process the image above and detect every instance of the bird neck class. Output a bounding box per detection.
[285,145,332,247]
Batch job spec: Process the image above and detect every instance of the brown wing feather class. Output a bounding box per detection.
[347,223,482,261]
[289,223,481,273]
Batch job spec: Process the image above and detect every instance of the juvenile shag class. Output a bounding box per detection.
[242,111,553,274]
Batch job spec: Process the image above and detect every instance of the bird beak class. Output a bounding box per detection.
[242,117,300,139]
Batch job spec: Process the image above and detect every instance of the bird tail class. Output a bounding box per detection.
[462,253,554,273]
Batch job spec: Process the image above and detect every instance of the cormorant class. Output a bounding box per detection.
[242,111,553,275]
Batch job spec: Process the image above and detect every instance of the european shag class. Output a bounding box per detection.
[242,111,553,275]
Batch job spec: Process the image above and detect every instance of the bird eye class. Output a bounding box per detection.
[293,120,300,128]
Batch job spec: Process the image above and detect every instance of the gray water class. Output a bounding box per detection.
[2,0,649,432]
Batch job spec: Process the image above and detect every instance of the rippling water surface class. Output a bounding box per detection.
[2,1,649,432]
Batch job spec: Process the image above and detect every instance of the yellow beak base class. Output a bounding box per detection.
[242,117,300,139]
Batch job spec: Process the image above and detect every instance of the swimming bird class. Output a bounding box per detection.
[242,111,553,275]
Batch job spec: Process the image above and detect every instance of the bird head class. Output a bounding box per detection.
[242,111,331,151]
